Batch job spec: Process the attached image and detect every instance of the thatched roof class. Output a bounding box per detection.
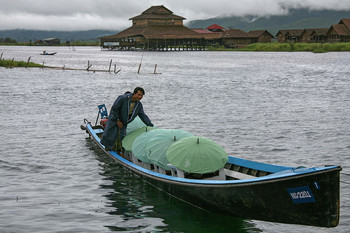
[285,29,304,37]
[339,18,350,30]
[130,5,185,20]
[248,30,273,38]
[222,29,251,38]
[192,29,222,39]
[100,26,203,40]
[329,24,350,36]
[309,28,329,36]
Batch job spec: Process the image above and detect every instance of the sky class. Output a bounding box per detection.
[1,0,350,31]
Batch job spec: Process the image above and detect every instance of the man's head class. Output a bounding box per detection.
[132,87,145,102]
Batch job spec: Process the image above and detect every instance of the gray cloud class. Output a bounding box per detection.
[0,0,350,31]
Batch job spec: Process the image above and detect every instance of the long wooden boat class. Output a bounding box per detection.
[40,52,57,55]
[81,117,341,228]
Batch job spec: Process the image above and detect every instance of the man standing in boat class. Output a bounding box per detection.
[101,87,153,151]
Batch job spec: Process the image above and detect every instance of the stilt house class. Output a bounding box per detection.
[99,5,204,51]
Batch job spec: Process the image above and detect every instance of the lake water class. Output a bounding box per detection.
[0,46,349,232]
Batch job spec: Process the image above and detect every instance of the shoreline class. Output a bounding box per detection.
[1,42,350,53]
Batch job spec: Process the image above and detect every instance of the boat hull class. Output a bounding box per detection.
[83,122,341,227]
[141,168,340,227]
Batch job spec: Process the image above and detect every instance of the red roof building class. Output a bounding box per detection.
[206,24,225,32]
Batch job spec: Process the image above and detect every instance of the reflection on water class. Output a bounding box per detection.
[88,139,257,232]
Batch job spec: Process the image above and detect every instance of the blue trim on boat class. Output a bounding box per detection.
[228,156,292,173]
[87,123,339,185]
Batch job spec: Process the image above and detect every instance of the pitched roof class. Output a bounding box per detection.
[248,30,273,38]
[339,18,350,30]
[275,30,289,37]
[329,24,350,36]
[206,24,225,30]
[130,5,185,20]
[309,28,329,36]
[285,29,304,36]
[222,29,251,38]
[302,28,329,36]
[100,26,203,40]
[192,29,222,39]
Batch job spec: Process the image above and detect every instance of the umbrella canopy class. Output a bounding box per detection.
[126,116,146,135]
[122,126,155,151]
[145,129,193,170]
[166,136,228,174]
[132,129,168,163]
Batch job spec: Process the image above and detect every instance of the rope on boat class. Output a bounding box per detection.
[84,118,91,124]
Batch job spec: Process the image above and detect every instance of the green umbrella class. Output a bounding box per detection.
[122,126,155,151]
[145,129,193,170]
[166,136,228,174]
[126,116,146,135]
[131,129,167,163]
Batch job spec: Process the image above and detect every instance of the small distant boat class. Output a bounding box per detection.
[40,51,57,55]
[81,105,341,228]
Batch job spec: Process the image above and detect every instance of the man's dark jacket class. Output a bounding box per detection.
[101,92,153,150]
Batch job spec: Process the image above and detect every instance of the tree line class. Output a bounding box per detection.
[0,37,18,44]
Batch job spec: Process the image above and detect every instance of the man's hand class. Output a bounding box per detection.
[117,120,123,128]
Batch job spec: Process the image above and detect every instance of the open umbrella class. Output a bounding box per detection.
[166,136,228,174]
[126,116,146,135]
[145,129,193,170]
[122,126,155,151]
[132,129,167,163]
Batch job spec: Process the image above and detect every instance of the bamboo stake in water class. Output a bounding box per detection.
[138,53,144,74]
[87,60,92,71]
[26,56,31,68]
[108,59,112,72]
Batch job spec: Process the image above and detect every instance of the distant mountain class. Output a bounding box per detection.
[0,29,118,43]
[186,8,350,35]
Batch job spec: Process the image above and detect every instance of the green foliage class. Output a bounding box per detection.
[209,42,350,52]
[243,43,291,51]
[0,29,116,43]
[0,59,43,68]
[70,40,100,46]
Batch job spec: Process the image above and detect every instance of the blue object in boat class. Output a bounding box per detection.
[98,104,108,119]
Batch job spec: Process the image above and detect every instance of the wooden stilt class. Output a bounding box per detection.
[26,57,31,68]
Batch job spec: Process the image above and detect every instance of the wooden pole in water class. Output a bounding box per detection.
[0,53,3,60]
[138,53,144,74]
[137,63,141,74]
[26,56,31,68]
[108,59,112,72]
[87,60,92,71]
[154,64,157,74]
